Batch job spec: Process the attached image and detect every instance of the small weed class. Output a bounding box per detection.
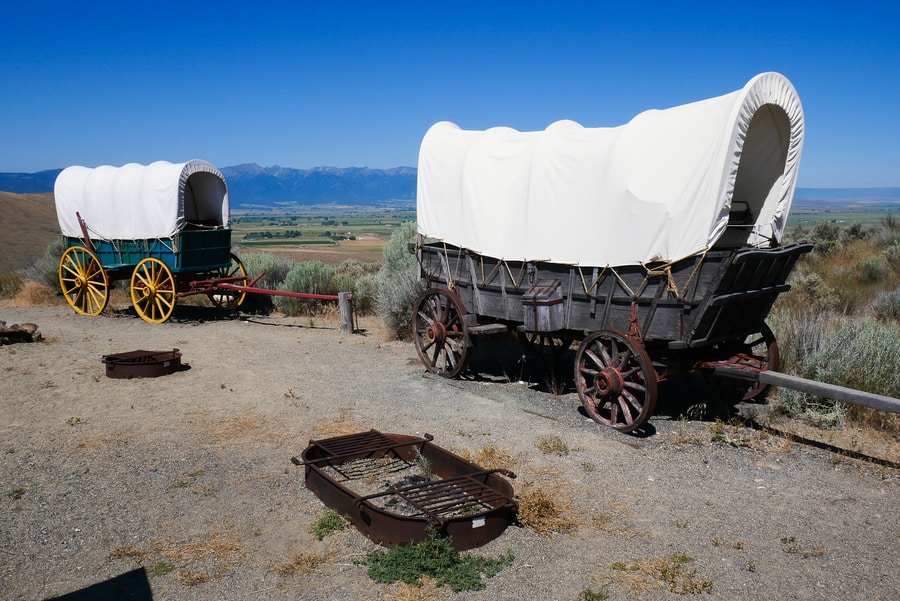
[654,553,713,594]
[610,553,713,594]
[746,560,757,572]
[414,448,434,480]
[781,535,825,558]
[357,526,514,592]
[577,586,610,600]
[675,519,688,529]
[6,488,25,500]
[66,417,84,426]
[310,508,350,540]
[40,379,55,389]
[6,448,15,454]
[581,461,596,471]
[186,470,204,478]
[148,561,176,577]
[537,434,570,456]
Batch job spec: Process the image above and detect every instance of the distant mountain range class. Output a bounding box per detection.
[0,165,897,207]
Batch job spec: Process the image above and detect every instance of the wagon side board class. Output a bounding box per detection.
[417,242,812,348]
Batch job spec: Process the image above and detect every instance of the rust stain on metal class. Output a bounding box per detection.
[294,429,518,551]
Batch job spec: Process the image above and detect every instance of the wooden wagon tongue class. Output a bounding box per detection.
[294,430,519,551]
[101,349,182,379]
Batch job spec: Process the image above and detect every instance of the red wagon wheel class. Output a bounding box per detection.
[574,329,658,433]
[736,324,779,401]
[412,288,470,378]
[207,253,248,311]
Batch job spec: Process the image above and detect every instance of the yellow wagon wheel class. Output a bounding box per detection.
[207,253,248,310]
[131,257,176,323]
[58,245,109,316]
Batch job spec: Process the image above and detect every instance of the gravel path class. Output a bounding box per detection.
[1,303,897,600]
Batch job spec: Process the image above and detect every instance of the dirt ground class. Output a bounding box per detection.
[1,299,898,601]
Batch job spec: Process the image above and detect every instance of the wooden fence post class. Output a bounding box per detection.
[338,291,354,333]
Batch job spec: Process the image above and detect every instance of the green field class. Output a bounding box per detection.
[787,200,900,231]
[232,206,415,258]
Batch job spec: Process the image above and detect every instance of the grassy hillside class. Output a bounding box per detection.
[0,192,58,270]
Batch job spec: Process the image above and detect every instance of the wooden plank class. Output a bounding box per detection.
[757,371,900,414]
[467,323,509,335]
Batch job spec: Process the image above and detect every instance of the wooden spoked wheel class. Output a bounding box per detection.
[518,331,572,358]
[412,288,470,378]
[130,258,176,323]
[574,329,658,433]
[207,253,248,310]
[58,246,109,316]
[736,325,779,401]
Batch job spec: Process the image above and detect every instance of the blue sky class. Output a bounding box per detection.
[1,1,898,187]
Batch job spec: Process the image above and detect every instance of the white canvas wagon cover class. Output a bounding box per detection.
[55,160,229,240]
[417,72,804,266]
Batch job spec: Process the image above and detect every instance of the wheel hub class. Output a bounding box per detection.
[426,321,447,345]
[594,367,625,396]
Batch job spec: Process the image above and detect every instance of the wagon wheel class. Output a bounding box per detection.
[207,253,248,310]
[518,331,572,358]
[58,246,109,316]
[736,324,780,401]
[574,329,658,433]
[412,288,470,378]
[130,258,176,323]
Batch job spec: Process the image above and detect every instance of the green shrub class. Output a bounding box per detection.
[35,237,67,289]
[238,251,294,313]
[352,273,377,315]
[239,251,293,290]
[375,221,424,339]
[784,271,839,312]
[840,222,870,244]
[0,270,24,298]
[309,508,349,540]
[872,287,900,321]
[853,256,891,283]
[358,527,514,592]
[771,315,900,428]
[883,242,900,273]
[808,222,841,254]
[274,261,335,316]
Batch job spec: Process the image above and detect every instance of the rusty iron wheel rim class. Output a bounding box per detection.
[574,328,658,433]
[412,288,469,378]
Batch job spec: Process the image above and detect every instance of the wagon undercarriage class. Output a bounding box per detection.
[412,241,812,433]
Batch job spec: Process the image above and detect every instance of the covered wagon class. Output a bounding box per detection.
[54,160,248,323]
[411,72,813,432]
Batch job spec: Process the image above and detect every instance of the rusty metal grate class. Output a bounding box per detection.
[295,430,518,551]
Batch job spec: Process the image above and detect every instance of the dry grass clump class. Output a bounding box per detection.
[166,532,244,565]
[453,442,517,472]
[174,569,210,586]
[536,434,570,456]
[606,553,713,595]
[273,551,333,576]
[387,576,441,601]
[10,281,60,307]
[516,483,578,535]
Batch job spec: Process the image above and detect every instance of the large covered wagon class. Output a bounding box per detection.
[54,160,248,323]
[412,72,813,432]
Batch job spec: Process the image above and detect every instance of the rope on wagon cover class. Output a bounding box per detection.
[577,264,637,298]
[640,248,708,299]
